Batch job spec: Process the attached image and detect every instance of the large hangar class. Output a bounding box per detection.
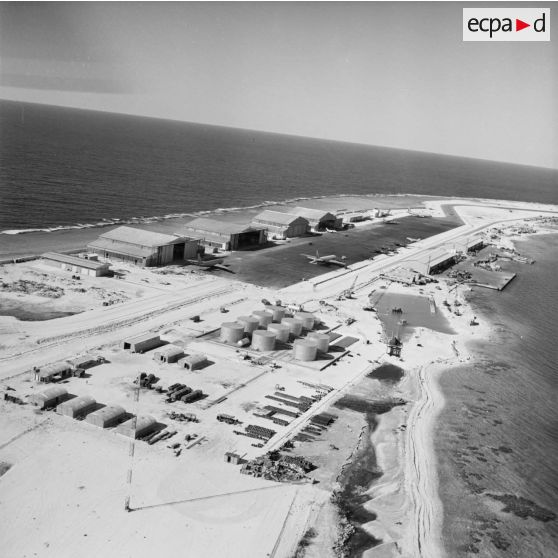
[251,210,309,239]
[183,218,266,251]
[87,226,199,267]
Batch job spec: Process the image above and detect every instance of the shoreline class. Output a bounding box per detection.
[1,199,557,558]
[433,230,558,557]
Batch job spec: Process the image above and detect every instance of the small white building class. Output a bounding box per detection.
[41,252,110,277]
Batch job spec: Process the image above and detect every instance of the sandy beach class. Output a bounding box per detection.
[1,197,557,558]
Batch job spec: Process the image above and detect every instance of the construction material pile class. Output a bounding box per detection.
[241,452,316,482]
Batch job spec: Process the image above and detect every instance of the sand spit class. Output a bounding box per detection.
[1,198,557,558]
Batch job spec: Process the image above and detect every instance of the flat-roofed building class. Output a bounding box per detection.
[121,333,162,353]
[251,210,309,239]
[456,236,484,253]
[183,218,266,251]
[290,207,341,231]
[87,226,199,267]
[336,209,371,225]
[41,252,110,277]
[412,248,456,275]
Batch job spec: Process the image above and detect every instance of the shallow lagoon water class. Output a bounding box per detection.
[0,299,77,321]
[369,291,455,340]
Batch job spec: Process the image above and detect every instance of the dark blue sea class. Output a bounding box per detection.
[0,100,557,233]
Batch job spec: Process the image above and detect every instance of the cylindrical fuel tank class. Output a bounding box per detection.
[266,305,286,323]
[294,312,315,330]
[237,316,260,334]
[267,323,290,343]
[252,310,273,327]
[307,332,330,352]
[281,317,303,337]
[251,330,276,351]
[293,339,317,361]
[220,322,245,344]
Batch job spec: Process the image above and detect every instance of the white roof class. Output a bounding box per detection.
[100,226,182,247]
[39,362,72,377]
[57,395,96,411]
[185,218,261,235]
[41,252,109,270]
[86,405,126,422]
[156,345,184,357]
[125,333,161,344]
[178,353,207,364]
[252,210,307,226]
[290,207,336,221]
[31,386,68,400]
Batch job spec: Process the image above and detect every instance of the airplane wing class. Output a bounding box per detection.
[329,259,348,267]
[301,254,316,260]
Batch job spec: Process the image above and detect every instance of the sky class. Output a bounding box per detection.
[1,2,556,168]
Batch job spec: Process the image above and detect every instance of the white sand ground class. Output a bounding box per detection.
[0,198,557,558]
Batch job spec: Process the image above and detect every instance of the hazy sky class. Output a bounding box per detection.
[1,2,556,168]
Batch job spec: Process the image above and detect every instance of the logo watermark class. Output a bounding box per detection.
[463,8,550,41]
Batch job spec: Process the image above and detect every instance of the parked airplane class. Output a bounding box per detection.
[187,253,227,269]
[302,250,347,267]
[406,237,421,242]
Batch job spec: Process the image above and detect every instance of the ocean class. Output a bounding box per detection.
[1,100,557,556]
[436,234,558,557]
[1,100,557,233]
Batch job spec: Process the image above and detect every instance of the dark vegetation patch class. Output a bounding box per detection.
[0,462,12,477]
[292,527,318,558]
[487,494,556,522]
[367,363,404,383]
[334,395,406,416]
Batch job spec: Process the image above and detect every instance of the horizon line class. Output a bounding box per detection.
[1,96,557,172]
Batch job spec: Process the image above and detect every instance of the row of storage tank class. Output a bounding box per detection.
[220,306,329,361]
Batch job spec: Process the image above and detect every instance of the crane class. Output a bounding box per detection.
[336,274,358,301]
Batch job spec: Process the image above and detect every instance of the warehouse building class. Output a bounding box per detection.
[251,210,309,239]
[412,248,456,275]
[456,236,484,253]
[87,226,199,267]
[66,355,101,374]
[28,386,68,409]
[183,218,266,251]
[34,362,73,383]
[290,207,341,231]
[178,354,209,371]
[336,209,372,225]
[56,395,97,419]
[41,252,110,277]
[116,415,158,439]
[85,405,127,428]
[153,345,184,363]
[121,333,162,353]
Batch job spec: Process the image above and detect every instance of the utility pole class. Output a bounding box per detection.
[124,379,140,512]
